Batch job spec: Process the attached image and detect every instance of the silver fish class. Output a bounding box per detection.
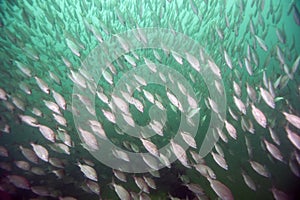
[77,162,98,181]
[170,139,190,168]
[30,143,49,162]
[207,178,234,200]
[249,160,270,178]
[211,152,228,170]
[263,138,284,162]
[251,104,267,128]
[259,87,275,109]
[283,112,300,129]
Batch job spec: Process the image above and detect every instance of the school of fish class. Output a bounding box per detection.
[0,0,300,199]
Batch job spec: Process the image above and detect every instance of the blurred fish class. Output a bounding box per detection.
[7,175,30,190]
[263,138,284,162]
[170,139,190,168]
[241,170,256,191]
[110,179,131,200]
[207,178,234,200]
[249,160,270,178]
[31,143,49,162]
[77,162,98,182]
[283,112,300,129]
[251,104,267,128]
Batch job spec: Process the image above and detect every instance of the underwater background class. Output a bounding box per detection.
[0,0,300,199]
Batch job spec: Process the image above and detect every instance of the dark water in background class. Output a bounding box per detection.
[0,0,300,199]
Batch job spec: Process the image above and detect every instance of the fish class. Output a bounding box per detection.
[246,83,257,102]
[133,176,150,194]
[233,96,246,115]
[38,124,56,143]
[111,179,131,200]
[184,183,205,195]
[143,176,156,190]
[69,70,86,88]
[194,164,217,180]
[134,74,147,86]
[12,96,25,111]
[141,138,159,157]
[113,169,127,182]
[251,104,267,128]
[49,71,61,85]
[276,46,285,65]
[66,38,80,57]
[14,160,30,171]
[211,152,228,170]
[142,154,160,171]
[31,143,49,162]
[0,88,7,100]
[31,167,46,176]
[112,148,130,162]
[170,139,190,168]
[255,35,268,51]
[186,52,201,72]
[293,5,300,25]
[224,120,237,140]
[19,82,31,95]
[233,81,241,97]
[0,145,9,157]
[249,160,270,178]
[228,107,238,121]
[166,89,183,112]
[180,131,197,149]
[102,109,116,124]
[259,87,275,109]
[78,128,99,151]
[224,50,233,69]
[207,178,234,200]
[172,51,183,65]
[271,187,290,200]
[241,170,256,191]
[268,127,280,146]
[18,114,39,127]
[263,139,284,162]
[15,61,32,77]
[53,113,67,127]
[7,175,30,190]
[244,58,253,76]
[77,162,98,182]
[35,76,50,94]
[285,126,300,150]
[19,145,39,164]
[86,179,100,195]
[208,97,219,114]
[143,89,155,104]
[216,127,228,143]
[283,112,300,129]
[49,157,66,168]
[31,186,51,197]
[144,57,157,73]
[49,143,70,155]
[43,100,61,115]
[291,55,300,75]
[158,153,171,168]
[52,90,66,110]
[57,128,73,147]
[97,91,109,104]
[214,143,224,157]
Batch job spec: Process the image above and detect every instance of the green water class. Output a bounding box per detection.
[0,0,300,199]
